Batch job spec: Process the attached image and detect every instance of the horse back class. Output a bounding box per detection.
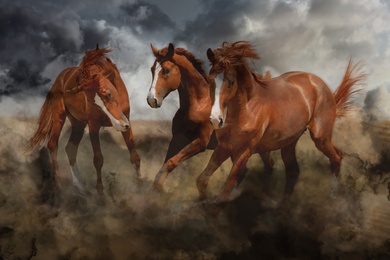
[251,71,335,149]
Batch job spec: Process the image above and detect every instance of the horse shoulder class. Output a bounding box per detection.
[61,67,89,123]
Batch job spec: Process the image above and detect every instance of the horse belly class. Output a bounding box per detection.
[256,114,308,151]
[258,128,305,151]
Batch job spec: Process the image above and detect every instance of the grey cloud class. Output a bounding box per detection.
[121,0,176,34]
[0,0,179,98]
[80,20,113,50]
[175,0,267,49]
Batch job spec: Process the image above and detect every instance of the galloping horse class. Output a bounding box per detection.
[146,43,273,193]
[25,45,141,195]
[196,41,365,202]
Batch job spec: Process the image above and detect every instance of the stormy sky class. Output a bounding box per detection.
[0,0,389,120]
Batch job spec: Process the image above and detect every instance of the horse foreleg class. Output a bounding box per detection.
[281,140,300,197]
[47,112,66,191]
[196,146,229,200]
[89,124,104,196]
[152,137,207,192]
[121,127,141,180]
[65,116,86,193]
[220,149,251,202]
[164,131,192,163]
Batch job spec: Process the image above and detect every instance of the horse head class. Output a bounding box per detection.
[67,62,130,132]
[207,47,239,129]
[207,41,260,129]
[147,43,182,108]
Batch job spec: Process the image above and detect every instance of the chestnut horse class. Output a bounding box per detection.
[197,41,365,202]
[25,45,141,195]
[146,43,273,192]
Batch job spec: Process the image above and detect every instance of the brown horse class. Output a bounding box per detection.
[146,43,274,193]
[25,45,141,195]
[196,41,365,202]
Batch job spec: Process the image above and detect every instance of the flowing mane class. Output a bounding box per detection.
[209,41,260,75]
[209,41,269,87]
[80,47,112,68]
[175,48,208,82]
[76,47,116,87]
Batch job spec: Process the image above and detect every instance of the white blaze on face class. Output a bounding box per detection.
[94,94,124,131]
[210,74,224,129]
[147,63,162,107]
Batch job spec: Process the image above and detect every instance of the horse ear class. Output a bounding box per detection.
[151,44,159,57]
[207,48,216,63]
[96,44,99,50]
[167,43,174,59]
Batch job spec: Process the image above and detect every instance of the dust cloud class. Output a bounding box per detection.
[0,113,389,259]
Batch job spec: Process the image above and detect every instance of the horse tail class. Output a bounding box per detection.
[24,91,55,154]
[333,59,366,118]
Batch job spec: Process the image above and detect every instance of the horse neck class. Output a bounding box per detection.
[107,66,130,111]
[234,64,256,108]
[176,62,210,111]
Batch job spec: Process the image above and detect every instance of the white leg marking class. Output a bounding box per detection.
[70,163,86,193]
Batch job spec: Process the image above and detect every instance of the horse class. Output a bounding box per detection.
[196,41,366,203]
[25,45,141,195]
[146,43,274,193]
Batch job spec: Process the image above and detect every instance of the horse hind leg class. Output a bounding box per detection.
[47,111,67,191]
[309,124,342,198]
[257,151,274,194]
[281,140,300,197]
[65,114,87,193]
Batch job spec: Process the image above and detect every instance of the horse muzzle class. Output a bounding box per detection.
[147,97,161,108]
[209,116,224,129]
[113,116,130,132]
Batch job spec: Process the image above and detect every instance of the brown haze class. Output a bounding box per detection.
[0,113,389,259]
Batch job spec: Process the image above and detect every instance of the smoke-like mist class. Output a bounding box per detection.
[0,111,389,259]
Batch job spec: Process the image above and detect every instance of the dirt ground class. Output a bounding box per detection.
[0,114,389,260]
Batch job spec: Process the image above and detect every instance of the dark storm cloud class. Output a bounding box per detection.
[174,0,306,72]
[363,85,390,120]
[0,0,178,98]
[80,20,114,50]
[175,0,271,51]
[0,1,77,96]
[121,0,176,33]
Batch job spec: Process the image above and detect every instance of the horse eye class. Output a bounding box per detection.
[107,92,112,100]
[162,68,170,75]
[229,80,235,88]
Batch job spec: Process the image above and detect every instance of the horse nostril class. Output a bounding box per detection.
[218,117,223,128]
[147,97,159,108]
[124,124,130,130]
